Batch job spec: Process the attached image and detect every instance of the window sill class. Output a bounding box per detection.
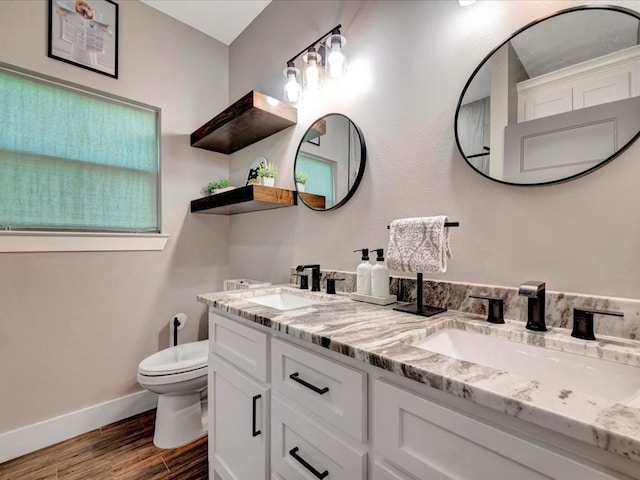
[0,231,169,253]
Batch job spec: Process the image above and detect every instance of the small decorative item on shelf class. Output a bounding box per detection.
[257,162,278,187]
[294,172,308,192]
[204,178,235,195]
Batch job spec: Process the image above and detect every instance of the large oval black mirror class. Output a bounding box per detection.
[294,114,366,210]
[455,5,640,186]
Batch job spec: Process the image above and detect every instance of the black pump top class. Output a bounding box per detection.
[372,248,384,261]
[353,248,369,260]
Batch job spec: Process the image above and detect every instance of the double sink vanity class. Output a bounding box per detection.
[198,284,640,480]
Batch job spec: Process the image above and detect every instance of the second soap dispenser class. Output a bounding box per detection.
[371,248,390,297]
[353,248,372,295]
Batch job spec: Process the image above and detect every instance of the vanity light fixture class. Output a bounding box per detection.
[283,24,347,102]
[458,0,477,5]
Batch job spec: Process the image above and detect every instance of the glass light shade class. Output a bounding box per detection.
[326,34,347,78]
[283,65,302,103]
[302,49,323,91]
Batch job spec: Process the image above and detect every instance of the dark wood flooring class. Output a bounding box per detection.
[0,410,207,480]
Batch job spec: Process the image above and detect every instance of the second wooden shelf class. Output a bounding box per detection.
[190,185,297,215]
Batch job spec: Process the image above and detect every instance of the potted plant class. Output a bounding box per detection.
[295,172,308,192]
[203,178,234,195]
[257,162,278,187]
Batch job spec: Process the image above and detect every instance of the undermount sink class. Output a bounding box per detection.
[246,292,324,311]
[412,328,640,406]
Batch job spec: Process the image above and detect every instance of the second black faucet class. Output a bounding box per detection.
[296,264,321,292]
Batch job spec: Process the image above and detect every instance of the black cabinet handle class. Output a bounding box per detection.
[289,372,329,395]
[251,394,261,437]
[289,447,329,479]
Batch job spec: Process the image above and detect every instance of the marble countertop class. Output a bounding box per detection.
[197,285,640,464]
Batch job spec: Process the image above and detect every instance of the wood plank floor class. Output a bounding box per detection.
[0,410,208,480]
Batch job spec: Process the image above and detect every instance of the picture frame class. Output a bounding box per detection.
[48,0,118,79]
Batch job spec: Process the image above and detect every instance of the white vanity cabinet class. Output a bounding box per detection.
[209,312,270,480]
[208,308,638,480]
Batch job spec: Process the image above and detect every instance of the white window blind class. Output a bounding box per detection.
[0,64,160,233]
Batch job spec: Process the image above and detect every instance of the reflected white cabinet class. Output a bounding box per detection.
[518,45,640,122]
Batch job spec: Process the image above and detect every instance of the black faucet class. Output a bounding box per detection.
[296,265,321,292]
[571,307,623,341]
[518,281,546,331]
[469,294,504,324]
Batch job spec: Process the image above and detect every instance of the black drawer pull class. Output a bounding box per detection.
[289,372,329,395]
[289,447,329,479]
[251,394,261,437]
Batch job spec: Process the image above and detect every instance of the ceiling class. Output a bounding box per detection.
[140,0,271,46]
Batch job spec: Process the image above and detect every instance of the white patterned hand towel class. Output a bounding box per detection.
[386,216,452,273]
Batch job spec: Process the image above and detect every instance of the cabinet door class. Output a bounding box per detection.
[210,311,268,382]
[518,86,573,122]
[374,379,624,480]
[573,68,631,109]
[210,354,269,480]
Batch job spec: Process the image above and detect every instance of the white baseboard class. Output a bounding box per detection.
[0,390,157,463]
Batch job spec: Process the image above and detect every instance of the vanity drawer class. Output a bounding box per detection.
[271,395,366,480]
[271,338,367,442]
[374,379,624,480]
[209,311,268,382]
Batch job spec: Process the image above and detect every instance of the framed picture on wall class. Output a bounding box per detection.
[48,0,119,78]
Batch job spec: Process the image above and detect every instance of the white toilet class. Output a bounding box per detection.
[137,340,209,448]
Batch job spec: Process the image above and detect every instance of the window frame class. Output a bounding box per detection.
[0,62,167,252]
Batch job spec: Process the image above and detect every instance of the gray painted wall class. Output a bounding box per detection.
[227,0,640,300]
[2,0,640,438]
[0,0,229,433]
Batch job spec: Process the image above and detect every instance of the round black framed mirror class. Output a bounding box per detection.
[294,113,366,210]
[454,5,640,186]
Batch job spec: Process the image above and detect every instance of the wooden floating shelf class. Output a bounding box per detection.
[298,192,326,210]
[190,185,297,215]
[190,91,297,154]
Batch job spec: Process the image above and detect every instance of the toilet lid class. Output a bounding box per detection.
[138,340,209,376]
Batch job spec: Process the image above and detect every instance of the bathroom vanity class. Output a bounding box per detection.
[198,286,640,480]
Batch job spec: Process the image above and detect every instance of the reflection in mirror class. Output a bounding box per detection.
[295,113,366,210]
[455,6,640,185]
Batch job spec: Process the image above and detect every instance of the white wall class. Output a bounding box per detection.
[227,0,640,300]
[0,0,229,434]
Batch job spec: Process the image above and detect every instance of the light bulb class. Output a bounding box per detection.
[306,62,320,90]
[326,34,347,78]
[283,62,301,103]
[284,73,301,103]
[302,48,322,91]
[328,49,345,78]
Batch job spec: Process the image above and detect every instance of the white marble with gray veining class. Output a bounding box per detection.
[289,268,640,340]
[198,285,640,466]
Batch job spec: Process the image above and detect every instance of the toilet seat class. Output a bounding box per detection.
[138,340,208,376]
